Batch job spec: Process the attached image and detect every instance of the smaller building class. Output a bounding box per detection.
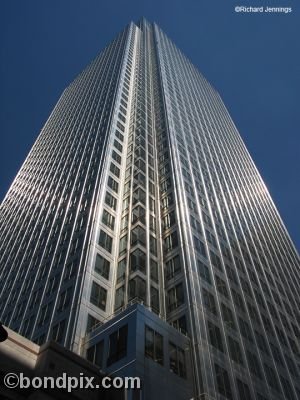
[0,325,124,400]
[82,303,194,400]
[0,304,194,400]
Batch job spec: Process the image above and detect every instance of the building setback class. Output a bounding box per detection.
[0,18,300,400]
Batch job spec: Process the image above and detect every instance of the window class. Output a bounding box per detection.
[98,230,112,253]
[285,354,298,377]
[231,289,245,312]
[135,146,145,159]
[288,336,299,357]
[167,283,184,311]
[160,177,171,193]
[161,193,173,209]
[107,325,128,366]
[112,150,121,164]
[114,286,125,310]
[169,342,186,378]
[276,326,287,347]
[22,316,34,337]
[135,158,146,172]
[133,172,146,189]
[221,303,236,331]
[190,215,202,234]
[198,260,211,284]
[188,198,196,212]
[215,275,229,298]
[236,379,252,400]
[133,188,146,205]
[117,259,126,283]
[150,235,157,256]
[241,278,253,298]
[117,121,125,132]
[151,287,159,312]
[57,287,72,312]
[149,197,155,212]
[202,288,218,315]
[164,231,178,252]
[86,340,104,366]
[225,264,238,285]
[110,162,120,178]
[208,320,224,352]
[248,268,259,286]
[280,376,296,400]
[128,276,146,302]
[221,243,232,261]
[163,211,176,230]
[90,282,107,311]
[206,229,217,248]
[121,214,128,233]
[145,325,164,365]
[203,212,212,228]
[148,167,154,181]
[30,288,42,309]
[166,255,181,279]
[86,314,100,333]
[115,130,124,142]
[150,215,156,233]
[260,314,274,336]
[255,330,269,354]
[228,336,243,365]
[105,192,117,210]
[150,259,158,283]
[235,256,245,273]
[94,254,110,280]
[210,251,222,271]
[270,342,284,366]
[132,205,146,225]
[292,323,300,339]
[115,113,126,125]
[52,320,65,343]
[172,316,187,334]
[247,350,262,378]
[214,363,232,399]
[46,275,59,296]
[38,302,53,327]
[130,249,146,273]
[193,236,207,258]
[160,163,170,176]
[264,363,280,392]
[102,209,115,230]
[108,176,119,193]
[114,139,123,153]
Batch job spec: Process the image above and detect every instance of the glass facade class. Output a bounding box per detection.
[0,18,300,400]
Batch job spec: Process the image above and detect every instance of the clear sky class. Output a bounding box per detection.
[0,0,299,252]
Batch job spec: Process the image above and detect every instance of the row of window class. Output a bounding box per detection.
[158,30,300,399]
[144,325,186,378]
[215,359,299,400]
[192,233,300,362]
[86,321,187,381]
[111,49,160,314]
[163,49,300,343]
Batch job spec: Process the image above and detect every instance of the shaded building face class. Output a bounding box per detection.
[1,19,300,400]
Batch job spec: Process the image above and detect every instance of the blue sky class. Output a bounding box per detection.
[0,0,299,251]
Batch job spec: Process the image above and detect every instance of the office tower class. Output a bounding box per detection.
[0,18,300,400]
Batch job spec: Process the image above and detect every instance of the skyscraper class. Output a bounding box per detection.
[0,18,299,400]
